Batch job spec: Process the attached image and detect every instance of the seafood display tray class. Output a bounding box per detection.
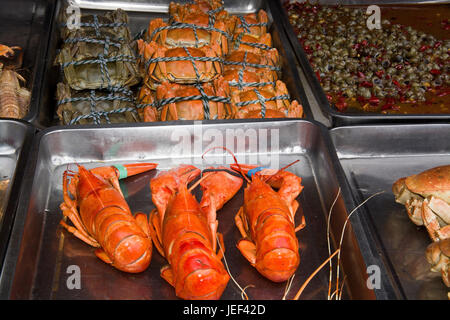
[0,120,35,277]
[331,123,450,300]
[0,0,55,126]
[277,0,450,127]
[1,119,384,300]
[36,0,313,128]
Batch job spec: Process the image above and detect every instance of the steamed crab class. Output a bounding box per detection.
[393,165,450,242]
[222,68,276,94]
[147,18,228,56]
[169,0,235,35]
[224,50,280,82]
[155,78,232,121]
[137,40,222,89]
[426,238,450,290]
[234,10,269,39]
[231,32,273,55]
[231,80,303,119]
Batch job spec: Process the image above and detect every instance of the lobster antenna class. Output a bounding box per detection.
[282,274,295,300]
[293,248,340,300]
[326,187,341,300]
[202,146,251,183]
[216,234,252,300]
[334,190,384,299]
[263,159,300,183]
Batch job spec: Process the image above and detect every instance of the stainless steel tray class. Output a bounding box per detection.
[0,0,55,125]
[0,119,35,276]
[331,123,450,300]
[36,0,313,128]
[277,0,450,127]
[2,119,379,299]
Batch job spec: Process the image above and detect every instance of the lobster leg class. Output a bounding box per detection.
[160,265,175,287]
[148,209,165,258]
[235,207,257,266]
[60,172,100,247]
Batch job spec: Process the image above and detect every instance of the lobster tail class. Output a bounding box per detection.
[171,235,229,300]
[94,207,153,273]
[255,214,300,282]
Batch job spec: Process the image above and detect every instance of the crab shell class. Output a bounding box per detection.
[137,40,222,89]
[426,238,450,288]
[393,165,450,241]
[234,10,269,39]
[231,32,273,55]
[169,1,236,35]
[224,50,280,81]
[156,78,232,121]
[222,68,275,94]
[147,18,228,56]
[231,80,302,119]
[170,0,225,16]
[137,85,158,122]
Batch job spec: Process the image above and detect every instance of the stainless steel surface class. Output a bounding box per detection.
[3,120,376,299]
[0,119,34,278]
[331,124,450,300]
[0,0,55,126]
[72,0,266,13]
[278,0,450,127]
[37,0,313,128]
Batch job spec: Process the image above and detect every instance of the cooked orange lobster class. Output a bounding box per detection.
[60,163,157,273]
[230,162,305,282]
[148,165,243,299]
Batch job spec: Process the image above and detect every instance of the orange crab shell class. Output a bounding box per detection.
[224,50,280,83]
[147,18,228,56]
[137,40,223,89]
[231,33,273,55]
[222,68,275,95]
[170,1,237,36]
[232,80,303,119]
[137,85,159,122]
[156,78,232,121]
[233,10,269,39]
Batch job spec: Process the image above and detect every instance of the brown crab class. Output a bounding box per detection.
[155,78,232,121]
[137,40,222,89]
[231,80,302,119]
[426,238,450,295]
[393,165,450,242]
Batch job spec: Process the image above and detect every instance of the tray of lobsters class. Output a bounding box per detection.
[0,0,54,125]
[278,0,450,126]
[36,0,313,128]
[0,119,391,300]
